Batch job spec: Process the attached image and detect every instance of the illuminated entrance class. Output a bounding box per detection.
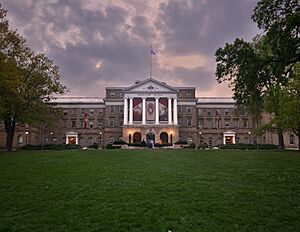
[66,131,79,145]
[223,130,236,144]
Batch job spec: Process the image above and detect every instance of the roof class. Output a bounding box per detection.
[50,97,104,104]
[197,97,235,104]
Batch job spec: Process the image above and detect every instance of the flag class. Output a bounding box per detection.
[150,46,156,55]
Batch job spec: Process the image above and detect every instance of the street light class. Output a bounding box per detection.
[248,131,251,144]
[199,131,202,145]
[25,131,29,145]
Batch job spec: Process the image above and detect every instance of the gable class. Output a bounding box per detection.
[123,78,178,93]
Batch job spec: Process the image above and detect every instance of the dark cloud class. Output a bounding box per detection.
[2,0,260,97]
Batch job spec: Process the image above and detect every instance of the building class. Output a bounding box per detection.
[0,78,298,149]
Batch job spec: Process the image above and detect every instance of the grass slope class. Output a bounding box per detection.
[0,149,299,232]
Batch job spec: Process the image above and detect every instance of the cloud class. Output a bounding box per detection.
[2,0,259,97]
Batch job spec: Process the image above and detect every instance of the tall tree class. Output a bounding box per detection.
[215,0,299,149]
[0,4,67,151]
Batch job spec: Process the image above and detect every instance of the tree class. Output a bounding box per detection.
[215,0,299,149]
[0,4,67,151]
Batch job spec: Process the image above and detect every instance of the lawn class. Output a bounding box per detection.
[0,149,299,232]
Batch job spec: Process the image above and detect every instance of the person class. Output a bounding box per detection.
[141,139,146,147]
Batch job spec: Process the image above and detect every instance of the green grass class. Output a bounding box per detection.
[0,149,299,232]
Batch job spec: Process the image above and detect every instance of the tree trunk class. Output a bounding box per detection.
[277,129,285,150]
[4,120,16,152]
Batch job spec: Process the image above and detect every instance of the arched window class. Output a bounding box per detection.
[18,135,23,144]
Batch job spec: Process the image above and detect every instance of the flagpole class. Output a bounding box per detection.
[150,45,152,79]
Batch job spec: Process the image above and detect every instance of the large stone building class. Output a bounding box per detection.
[0,78,298,149]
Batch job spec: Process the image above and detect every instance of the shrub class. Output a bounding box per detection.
[88,142,99,149]
[21,144,81,150]
[113,141,127,145]
[198,143,208,149]
[220,143,256,150]
[106,144,114,149]
[175,140,188,145]
[128,143,142,147]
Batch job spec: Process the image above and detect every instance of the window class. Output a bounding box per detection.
[215,118,221,128]
[198,119,204,128]
[98,120,103,128]
[242,111,248,116]
[253,121,257,128]
[207,119,212,128]
[71,120,76,128]
[225,109,230,117]
[119,106,124,114]
[63,121,67,128]
[109,136,114,144]
[216,109,221,116]
[187,118,192,127]
[63,109,68,116]
[18,135,23,144]
[89,122,94,129]
[207,110,212,117]
[72,108,77,115]
[80,120,84,128]
[99,109,103,117]
[234,120,239,129]
[186,92,191,97]
[88,137,93,145]
[178,106,182,114]
[81,108,85,116]
[289,134,295,145]
[178,118,183,125]
[120,120,123,127]
[198,109,203,116]
[244,137,249,144]
[109,119,114,127]
[187,137,193,144]
[234,109,239,117]
[110,106,115,114]
[186,106,192,114]
[89,109,94,117]
[225,120,230,128]
[236,137,240,144]
[119,92,123,97]
[110,92,115,97]
[243,120,248,128]
[53,137,58,143]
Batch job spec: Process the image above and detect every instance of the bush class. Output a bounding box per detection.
[113,141,127,145]
[128,143,142,147]
[175,140,188,145]
[88,142,99,149]
[106,144,114,149]
[154,143,173,148]
[21,144,81,150]
[198,143,208,149]
[220,143,256,150]
[258,144,278,149]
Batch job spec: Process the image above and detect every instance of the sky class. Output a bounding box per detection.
[2,0,260,97]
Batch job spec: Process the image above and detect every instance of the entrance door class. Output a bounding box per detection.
[133,132,142,143]
[68,136,76,144]
[160,132,168,143]
[225,136,233,144]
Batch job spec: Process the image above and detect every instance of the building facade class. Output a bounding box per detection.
[0,78,298,149]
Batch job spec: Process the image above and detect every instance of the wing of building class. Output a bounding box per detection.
[0,78,298,149]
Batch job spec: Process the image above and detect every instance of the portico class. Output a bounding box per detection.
[121,78,179,143]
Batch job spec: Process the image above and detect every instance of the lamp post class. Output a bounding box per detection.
[25,131,29,145]
[170,132,173,144]
[199,131,202,146]
[99,132,102,148]
[248,131,251,144]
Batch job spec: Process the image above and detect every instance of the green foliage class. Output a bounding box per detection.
[175,140,188,145]
[21,144,81,150]
[88,142,99,149]
[113,140,127,145]
[0,4,67,151]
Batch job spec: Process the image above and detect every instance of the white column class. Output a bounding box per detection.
[155,97,159,125]
[142,97,146,125]
[123,98,128,125]
[129,97,133,125]
[173,98,178,125]
[168,98,172,125]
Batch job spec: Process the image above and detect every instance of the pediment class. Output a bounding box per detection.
[123,78,178,93]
